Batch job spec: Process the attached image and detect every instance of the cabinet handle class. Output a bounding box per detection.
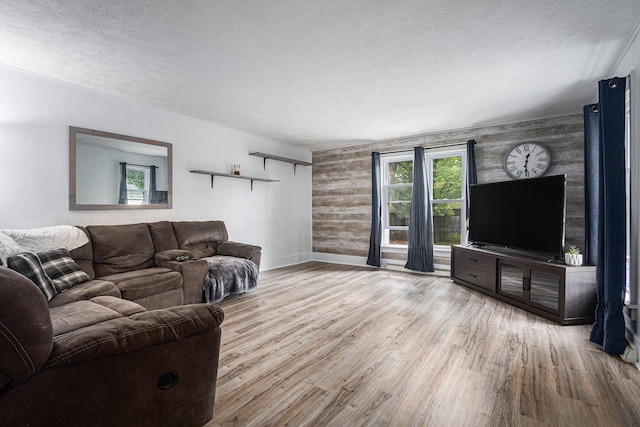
[468,273,477,278]
[469,257,477,263]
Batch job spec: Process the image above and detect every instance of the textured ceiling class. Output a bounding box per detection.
[0,1,639,150]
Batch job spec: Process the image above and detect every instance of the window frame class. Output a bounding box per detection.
[380,147,468,250]
[426,146,468,250]
[381,153,414,248]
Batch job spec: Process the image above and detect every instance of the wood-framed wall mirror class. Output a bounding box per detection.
[69,126,172,210]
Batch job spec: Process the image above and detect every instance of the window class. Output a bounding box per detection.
[125,165,150,204]
[381,155,413,246]
[381,147,467,249]
[427,148,466,247]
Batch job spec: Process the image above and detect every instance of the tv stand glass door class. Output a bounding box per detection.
[529,270,560,312]
[499,262,526,301]
[498,260,561,314]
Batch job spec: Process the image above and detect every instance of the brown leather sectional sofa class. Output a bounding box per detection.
[0,220,261,426]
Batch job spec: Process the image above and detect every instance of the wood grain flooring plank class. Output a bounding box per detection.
[206,262,640,427]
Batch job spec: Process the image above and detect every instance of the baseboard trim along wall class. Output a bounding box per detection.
[310,252,450,275]
[261,252,314,271]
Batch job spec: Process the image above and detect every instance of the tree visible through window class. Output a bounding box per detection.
[430,155,463,246]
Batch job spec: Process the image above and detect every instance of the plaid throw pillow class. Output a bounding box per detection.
[7,248,90,301]
[37,248,90,293]
[7,252,57,301]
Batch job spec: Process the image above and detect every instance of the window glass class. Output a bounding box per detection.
[432,156,462,200]
[430,154,464,247]
[389,161,413,184]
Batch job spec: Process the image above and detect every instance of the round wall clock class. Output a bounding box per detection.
[503,142,551,179]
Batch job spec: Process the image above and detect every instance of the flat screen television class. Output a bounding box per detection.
[468,174,566,257]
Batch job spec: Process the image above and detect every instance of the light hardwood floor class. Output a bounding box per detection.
[206,262,640,426]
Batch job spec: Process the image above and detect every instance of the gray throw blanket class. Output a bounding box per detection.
[202,255,259,303]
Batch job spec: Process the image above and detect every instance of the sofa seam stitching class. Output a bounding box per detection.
[48,311,214,365]
[0,320,36,374]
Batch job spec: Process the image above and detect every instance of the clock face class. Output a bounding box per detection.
[503,143,551,180]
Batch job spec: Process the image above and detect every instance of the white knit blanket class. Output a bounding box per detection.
[0,225,89,266]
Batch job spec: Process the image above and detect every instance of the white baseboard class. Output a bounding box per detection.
[311,252,373,267]
[309,252,450,275]
[260,252,313,271]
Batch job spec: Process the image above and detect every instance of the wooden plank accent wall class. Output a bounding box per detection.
[312,114,586,266]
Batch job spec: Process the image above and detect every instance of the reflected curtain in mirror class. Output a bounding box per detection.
[118,162,127,204]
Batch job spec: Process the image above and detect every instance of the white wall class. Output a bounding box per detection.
[610,20,640,357]
[0,66,312,270]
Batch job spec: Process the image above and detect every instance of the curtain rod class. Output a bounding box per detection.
[119,162,158,169]
[377,140,474,155]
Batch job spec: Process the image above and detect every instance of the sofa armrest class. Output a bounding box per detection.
[155,249,196,261]
[217,241,261,260]
[0,305,223,426]
[155,257,209,304]
[47,304,223,367]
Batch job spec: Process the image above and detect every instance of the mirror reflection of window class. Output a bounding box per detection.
[125,165,150,204]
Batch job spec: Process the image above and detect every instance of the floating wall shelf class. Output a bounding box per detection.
[190,170,279,191]
[249,152,312,174]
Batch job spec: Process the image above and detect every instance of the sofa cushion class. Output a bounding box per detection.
[88,224,156,276]
[89,295,148,316]
[6,251,57,301]
[148,221,179,252]
[69,226,95,279]
[0,267,53,386]
[49,296,146,335]
[50,300,124,335]
[46,303,224,368]
[99,268,183,301]
[48,279,120,308]
[37,248,90,293]
[172,221,228,258]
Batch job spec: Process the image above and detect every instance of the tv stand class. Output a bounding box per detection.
[450,245,597,325]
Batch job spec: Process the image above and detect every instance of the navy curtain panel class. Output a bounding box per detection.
[366,152,382,267]
[583,105,600,267]
[118,162,127,204]
[405,146,434,272]
[587,77,627,355]
[465,139,478,220]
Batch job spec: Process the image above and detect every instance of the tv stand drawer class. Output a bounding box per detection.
[453,263,496,291]
[452,246,496,274]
